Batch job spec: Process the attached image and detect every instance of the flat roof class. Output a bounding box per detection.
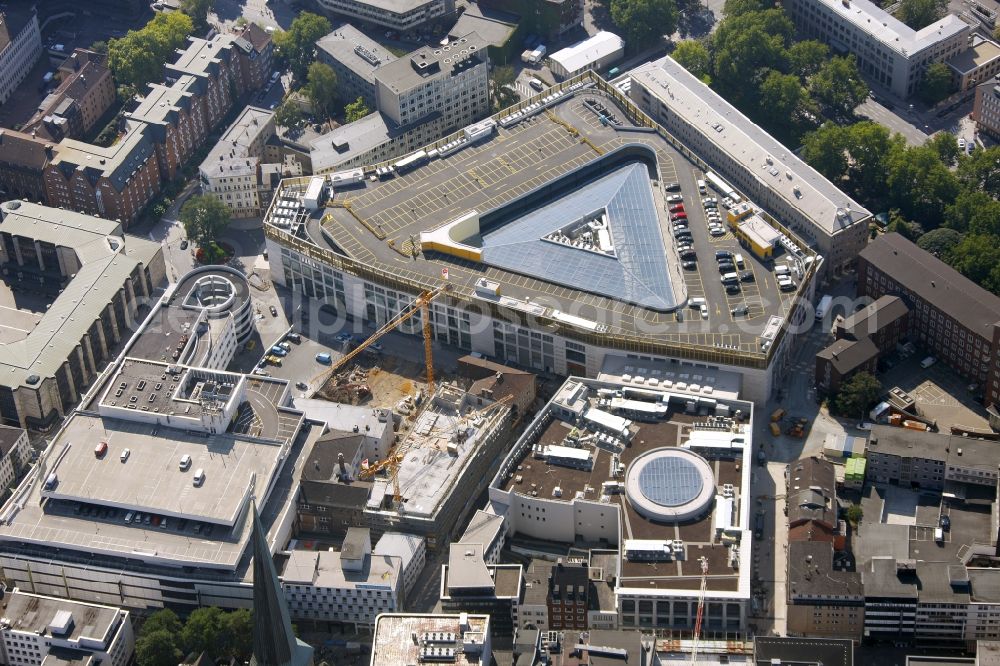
[868,425,998,470]
[949,37,1000,74]
[630,57,871,237]
[42,411,283,525]
[0,201,161,389]
[309,111,395,173]
[281,548,401,590]
[495,377,753,594]
[860,232,1000,340]
[598,356,743,400]
[447,4,517,48]
[385,385,510,518]
[274,78,806,357]
[371,614,491,666]
[317,25,397,84]
[374,32,484,95]
[807,0,968,57]
[754,637,852,666]
[292,399,392,440]
[550,31,623,74]
[0,590,122,643]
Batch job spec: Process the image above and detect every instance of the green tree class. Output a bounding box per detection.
[802,122,849,181]
[274,99,304,129]
[944,190,1000,235]
[181,194,231,246]
[220,609,253,659]
[711,9,793,103]
[108,12,193,92]
[833,371,882,419]
[898,0,947,29]
[916,227,963,256]
[305,61,338,119]
[181,607,224,656]
[273,12,331,80]
[927,131,960,164]
[887,144,960,227]
[141,609,182,638]
[946,233,1000,294]
[609,0,678,47]
[759,70,806,124]
[90,40,108,54]
[957,146,1000,199]
[919,62,954,105]
[672,40,712,82]
[180,0,213,32]
[845,503,863,526]
[723,0,772,16]
[809,55,869,117]
[489,65,519,112]
[136,630,182,666]
[844,121,902,202]
[787,39,829,79]
[344,96,372,123]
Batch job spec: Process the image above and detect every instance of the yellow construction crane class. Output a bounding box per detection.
[358,393,513,508]
[315,283,452,392]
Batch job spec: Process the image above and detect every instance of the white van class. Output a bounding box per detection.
[124,511,134,524]
[697,179,707,194]
[689,297,706,308]
[921,356,937,369]
[721,272,739,284]
[179,454,192,471]
[734,253,745,269]
[774,264,790,276]
[193,469,205,486]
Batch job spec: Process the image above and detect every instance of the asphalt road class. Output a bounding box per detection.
[856,98,928,146]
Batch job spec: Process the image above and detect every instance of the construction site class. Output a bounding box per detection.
[352,382,516,550]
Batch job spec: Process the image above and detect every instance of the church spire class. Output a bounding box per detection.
[249,502,310,666]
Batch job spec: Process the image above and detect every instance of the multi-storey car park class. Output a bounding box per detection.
[486,367,754,634]
[263,69,867,403]
[0,265,315,610]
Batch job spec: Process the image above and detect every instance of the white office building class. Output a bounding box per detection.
[315,0,456,32]
[0,8,42,105]
[199,106,277,218]
[781,0,970,98]
[310,32,489,172]
[0,589,135,666]
[0,426,29,493]
[282,528,403,628]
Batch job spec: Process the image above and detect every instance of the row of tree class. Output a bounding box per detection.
[106,12,194,98]
[671,0,869,143]
[136,608,251,666]
[801,119,1000,295]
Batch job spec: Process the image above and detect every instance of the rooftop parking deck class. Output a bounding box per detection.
[41,412,283,526]
[280,85,808,355]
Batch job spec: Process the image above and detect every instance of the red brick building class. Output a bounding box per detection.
[857,233,1000,408]
[548,561,590,630]
[0,129,52,200]
[24,49,115,141]
[43,130,162,226]
[232,22,275,91]
[127,83,205,182]
[3,30,272,226]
